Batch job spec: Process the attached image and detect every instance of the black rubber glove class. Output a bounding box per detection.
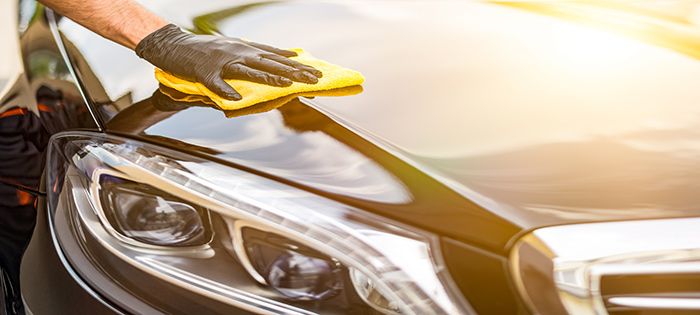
[136,24,322,100]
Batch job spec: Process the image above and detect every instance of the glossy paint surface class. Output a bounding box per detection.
[56,0,700,253]
[203,0,700,225]
[28,2,700,314]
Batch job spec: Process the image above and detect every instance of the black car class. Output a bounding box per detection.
[3,1,700,314]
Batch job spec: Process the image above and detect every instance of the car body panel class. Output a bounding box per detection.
[196,0,700,227]
[12,1,700,315]
[54,0,700,252]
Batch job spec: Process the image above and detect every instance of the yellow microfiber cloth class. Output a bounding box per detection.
[155,48,365,111]
[159,84,363,118]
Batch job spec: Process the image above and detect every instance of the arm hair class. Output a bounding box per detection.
[38,0,168,49]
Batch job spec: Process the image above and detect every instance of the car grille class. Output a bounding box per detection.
[510,217,700,315]
[602,273,700,315]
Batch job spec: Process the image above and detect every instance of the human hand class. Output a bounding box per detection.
[136,24,322,100]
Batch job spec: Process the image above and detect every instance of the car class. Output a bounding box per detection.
[3,0,700,314]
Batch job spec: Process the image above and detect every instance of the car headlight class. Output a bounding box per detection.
[46,131,471,314]
[510,218,700,315]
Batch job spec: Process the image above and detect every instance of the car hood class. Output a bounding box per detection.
[97,1,700,251]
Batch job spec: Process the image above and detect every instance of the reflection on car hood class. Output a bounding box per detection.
[105,0,700,251]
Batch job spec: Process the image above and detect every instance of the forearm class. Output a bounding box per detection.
[38,0,168,49]
[39,0,321,100]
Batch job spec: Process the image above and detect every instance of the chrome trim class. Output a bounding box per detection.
[229,219,273,285]
[608,297,700,310]
[22,297,33,315]
[45,9,104,131]
[511,217,700,315]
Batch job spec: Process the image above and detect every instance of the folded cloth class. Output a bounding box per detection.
[154,48,365,110]
[158,84,363,118]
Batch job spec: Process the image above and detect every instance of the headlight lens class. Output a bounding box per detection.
[46,132,470,314]
[97,174,211,246]
[239,226,344,301]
